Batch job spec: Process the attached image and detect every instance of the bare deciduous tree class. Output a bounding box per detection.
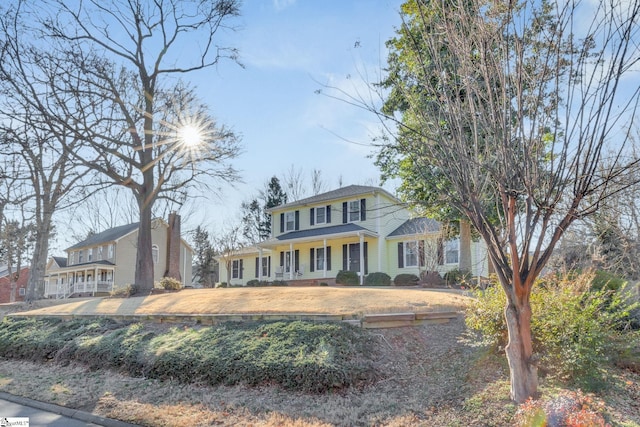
[14,0,243,293]
[360,0,640,402]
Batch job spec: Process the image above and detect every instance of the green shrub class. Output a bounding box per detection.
[319,282,329,286]
[215,282,227,288]
[110,284,135,298]
[443,268,472,286]
[466,271,638,390]
[160,277,182,290]
[336,270,359,286]
[591,270,626,292]
[393,273,419,286]
[0,318,378,392]
[270,280,288,287]
[364,272,391,286]
[246,279,259,287]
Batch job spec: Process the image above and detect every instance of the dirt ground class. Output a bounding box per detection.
[10,287,472,317]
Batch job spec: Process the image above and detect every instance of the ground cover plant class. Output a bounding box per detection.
[0,318,378,392]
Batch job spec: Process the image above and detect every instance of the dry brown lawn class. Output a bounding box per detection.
[14,287,471,317]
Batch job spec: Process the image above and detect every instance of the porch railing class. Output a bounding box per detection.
[44,280,113,298]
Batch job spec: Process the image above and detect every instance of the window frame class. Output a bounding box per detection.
[348,200,361,222]
[285,211,296,232]
[108,244,114,259]
[78,250,84,263]
[152,244,159,264]
[261,257,269,277]
[232,259,241,279]
[445,238,460,265]
[404,241,419,267]
[315,207,326,225]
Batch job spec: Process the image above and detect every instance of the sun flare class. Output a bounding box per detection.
[179,124,203,148]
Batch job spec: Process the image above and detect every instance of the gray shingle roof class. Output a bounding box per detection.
[66,222,140,251]
[275,223,370,241]
[53,256,68,268]
[388,218,441,237]
[268,185,397,211]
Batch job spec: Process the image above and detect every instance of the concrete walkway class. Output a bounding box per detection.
[0,392,138,427]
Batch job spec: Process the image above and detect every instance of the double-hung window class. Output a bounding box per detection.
[348,200,361,222]
[404,241,419,267]
[108,244,114,259]
[152,245,159,264]
[88,249,93,262]
[315,207,326,225]
[78,251,84,263]
[445,239,460,264]
[285,211,296,231]
[261,257,269,277]
[232,259,242,279]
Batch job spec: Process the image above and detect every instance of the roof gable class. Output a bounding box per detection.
[388,218,441,237]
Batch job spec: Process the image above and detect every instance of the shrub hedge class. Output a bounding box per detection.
[336,270,359,286]
[364,272,391,286]
[393,273,419,286]
[0,318,378,393]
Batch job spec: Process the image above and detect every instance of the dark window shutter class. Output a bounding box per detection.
[280,213,284,233]
[342,244,348,270]
[398,242,404,268]
[364,241,369,274]
[326,246,332,270]
[326,206,331,223]
[419,240,426,267]
[295,210,300,230]
[310,248,315,272]
[360,199,366,221]
[239,259,243,279]
[437,238,444,265]
[255,257,259,278]
[280,251,284,267]
[268,256,271,277]
[342,202,348,224]
[294,249,299,272]
[310,208,315,226]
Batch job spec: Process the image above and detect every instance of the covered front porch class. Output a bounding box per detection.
[258,224,378,285]
[44,261,116,298]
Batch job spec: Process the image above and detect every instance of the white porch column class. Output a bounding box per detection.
[94,266,98,293]
[323,239,327,278]
[359,232,365,285]
[258,248,263,281]
[289,243,294,280]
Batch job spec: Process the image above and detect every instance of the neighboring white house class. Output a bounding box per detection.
[44,213,193,298]
[218,185,489,286]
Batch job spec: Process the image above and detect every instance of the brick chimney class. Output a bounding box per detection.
[164,212,182,281]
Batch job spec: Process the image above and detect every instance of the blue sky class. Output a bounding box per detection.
[186,0,404,231]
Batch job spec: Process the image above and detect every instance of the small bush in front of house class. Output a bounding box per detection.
[110,284,135,298]
[319,282,329,286]
[393,273,419,286]
[246,279,259,287]
[160,277,182,290]
[443,268,472,286]
[364,272,391,286]
[215,282,228,288]
[336,270,359,286]
[271,280,289,287]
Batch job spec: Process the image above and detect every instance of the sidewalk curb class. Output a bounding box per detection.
[0,391,139,427]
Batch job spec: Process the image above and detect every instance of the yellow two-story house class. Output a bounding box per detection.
[44,213,193,298]
[219,185,489,286]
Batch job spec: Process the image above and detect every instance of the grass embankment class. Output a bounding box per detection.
[0,317,377,393]
[13,287,470,317]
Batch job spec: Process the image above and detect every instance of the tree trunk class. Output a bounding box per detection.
[504,297,538,403]
[459,219,472,273]
[134,196,155,293]
[26,218,52,303]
